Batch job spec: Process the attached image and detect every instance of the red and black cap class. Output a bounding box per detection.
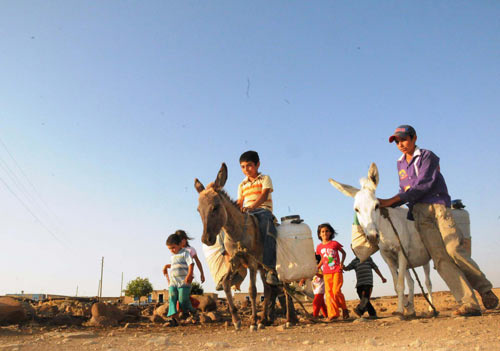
[389,125,416,143]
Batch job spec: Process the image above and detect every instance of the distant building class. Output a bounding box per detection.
[121,289,169,305]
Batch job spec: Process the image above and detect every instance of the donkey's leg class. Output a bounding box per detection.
[404,269,416,316]
[284,284,298,325]
[259,273,272,329]
[248,268,258,330]
[384,258,403,315]
[423,262,434,312]
[393,254,407,316]
[222,275,241,330]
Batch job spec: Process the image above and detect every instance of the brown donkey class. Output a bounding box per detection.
[195,163,273,330]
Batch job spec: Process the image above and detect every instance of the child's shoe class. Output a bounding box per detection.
[166,318,179,327]
[353,306,363,317]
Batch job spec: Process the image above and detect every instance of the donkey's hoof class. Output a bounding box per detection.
[392,312,405,320]
[249,325,257,332]
[234,320,241,330]
[405,312,416,319]
[257,323,265,330]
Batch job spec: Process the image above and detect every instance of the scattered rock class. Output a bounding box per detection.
[63,332,97,339]
[0,297,28,325]
[205,341,230,348]
[152,304,169,318]
[410,339,422,347]
[191,295,217,312]
[146,336,169,346]
[206,311,221,322]
[86,303,124,327]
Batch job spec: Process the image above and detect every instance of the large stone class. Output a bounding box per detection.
[206,311,221,322]
[87,302,125,327]
[0,297,27,325]
[191,295,217,312]
[153,304,169,318]
[36,303,59,318]
[150,314,165,323]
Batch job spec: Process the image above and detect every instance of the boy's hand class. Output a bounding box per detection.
[200,273,205,283]
[185,275,193,284]
[298,278,306,287]
[382,277,387,283]
[162,264,171,276]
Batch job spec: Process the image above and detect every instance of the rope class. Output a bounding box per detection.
[380,207,438,316]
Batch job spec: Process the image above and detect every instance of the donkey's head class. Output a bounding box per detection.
[194,163,229,246]
[329,163,381,245]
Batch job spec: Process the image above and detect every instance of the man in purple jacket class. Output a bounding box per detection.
[379,125,498,316]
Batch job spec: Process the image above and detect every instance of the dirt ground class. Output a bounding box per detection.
[1,288,499,351]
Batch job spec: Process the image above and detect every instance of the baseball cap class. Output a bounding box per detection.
[388,125,416,143]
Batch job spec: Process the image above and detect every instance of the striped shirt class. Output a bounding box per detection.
[186,246,197,258]
[238,173,273,212]
[169,248,193,288]
[344,257,379,288]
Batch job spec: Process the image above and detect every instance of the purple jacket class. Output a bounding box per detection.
[397,147,451,209]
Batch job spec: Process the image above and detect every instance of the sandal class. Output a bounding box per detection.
[166,318,179,327]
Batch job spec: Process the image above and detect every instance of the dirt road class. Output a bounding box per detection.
[1,289,499,351]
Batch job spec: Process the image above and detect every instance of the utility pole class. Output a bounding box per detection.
[75,285,78,297]
[98,256,104,299]
[120,272,124,297]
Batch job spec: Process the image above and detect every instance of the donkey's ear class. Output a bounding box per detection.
[368,163,379,187]
[194,178,205,193]
[214,163,228,190]
[328,178,359,198]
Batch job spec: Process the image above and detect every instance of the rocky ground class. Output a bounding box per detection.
[1,289,499,351]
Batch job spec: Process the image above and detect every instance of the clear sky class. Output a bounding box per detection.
[1,1,499,300]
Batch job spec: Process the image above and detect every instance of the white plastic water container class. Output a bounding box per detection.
[276,215,317,283]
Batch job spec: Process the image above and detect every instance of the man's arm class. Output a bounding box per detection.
[379,195,402,208]
[380,151,440,208]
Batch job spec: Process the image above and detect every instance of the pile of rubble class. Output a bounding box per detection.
[0,294,223,328]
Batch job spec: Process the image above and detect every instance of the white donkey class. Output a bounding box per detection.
[329,163,433,317]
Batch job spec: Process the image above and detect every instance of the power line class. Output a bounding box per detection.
[0,136,66,233]
[0,174,67,248]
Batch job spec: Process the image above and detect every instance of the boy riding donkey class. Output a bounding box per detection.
[379,125,498,316]
[210,150,280,290]
[237,150,280,286]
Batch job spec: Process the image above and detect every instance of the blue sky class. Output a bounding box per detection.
[1,1,499,300]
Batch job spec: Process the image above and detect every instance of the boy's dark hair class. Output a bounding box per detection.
[317,223,337,241]
[166,233,182,246]
[239,150,260,164]
[175,230,193,247]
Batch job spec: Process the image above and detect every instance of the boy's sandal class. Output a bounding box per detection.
[166,318,179,327]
